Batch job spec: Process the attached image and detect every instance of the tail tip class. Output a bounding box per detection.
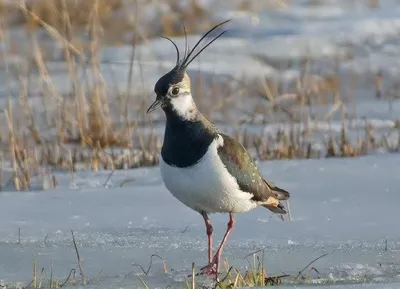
[276,188,290,200]
[264,203,287,214]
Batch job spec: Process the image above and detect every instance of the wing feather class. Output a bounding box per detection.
[216,133,290,213]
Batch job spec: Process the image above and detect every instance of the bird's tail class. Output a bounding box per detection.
[263,202,287,214]
[264,179,290,200]
[262,179,290,214]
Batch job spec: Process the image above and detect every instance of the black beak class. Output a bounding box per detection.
[146,98,162,114]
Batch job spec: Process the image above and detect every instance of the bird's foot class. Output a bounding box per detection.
[199,262,217,276]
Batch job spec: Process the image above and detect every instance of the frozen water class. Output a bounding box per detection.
[1,154,400,288]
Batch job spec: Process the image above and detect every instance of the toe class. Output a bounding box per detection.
[200,263,217,275]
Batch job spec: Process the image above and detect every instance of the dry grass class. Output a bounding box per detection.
[0,246,374,288]
[0,0,399,191]
[130,250,329,288]
[0,0,222,45]
[0,251,293,289]
[2,231,86,289]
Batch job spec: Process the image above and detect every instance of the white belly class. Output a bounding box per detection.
[159,136,258,214]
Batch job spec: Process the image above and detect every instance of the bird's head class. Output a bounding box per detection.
[147,20,230,119]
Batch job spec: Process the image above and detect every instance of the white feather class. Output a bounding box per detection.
[170,93,196,119]
[159,135,258,213]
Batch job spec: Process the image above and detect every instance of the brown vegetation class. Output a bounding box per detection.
[0,0,398,191]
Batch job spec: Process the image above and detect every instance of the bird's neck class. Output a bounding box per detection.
[163,105,216,141]
[169,93,197,120]
[161,106,217,167]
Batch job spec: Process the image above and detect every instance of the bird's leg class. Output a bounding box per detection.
[202,212,213,264]
[201,213,235,278]
[212,213,235,275]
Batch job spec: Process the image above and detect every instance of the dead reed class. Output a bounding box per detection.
[0,0,398,191]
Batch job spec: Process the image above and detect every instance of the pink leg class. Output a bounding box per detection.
[201,213,236,277]
[202,212,213,264]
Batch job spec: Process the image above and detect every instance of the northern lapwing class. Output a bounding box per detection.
[147,20,290,278]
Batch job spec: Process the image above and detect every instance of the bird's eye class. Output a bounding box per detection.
[171,87,180,96]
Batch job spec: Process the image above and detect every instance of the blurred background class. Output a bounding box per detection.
[0,0,399,190]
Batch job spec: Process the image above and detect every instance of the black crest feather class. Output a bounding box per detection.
[154,19,231,95]
[162,20,230,71]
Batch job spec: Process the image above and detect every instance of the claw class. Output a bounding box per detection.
[200,262,217,276]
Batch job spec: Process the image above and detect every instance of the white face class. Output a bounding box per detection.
[167,85,197,119]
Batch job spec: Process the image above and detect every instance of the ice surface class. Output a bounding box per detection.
[1,154,400,288]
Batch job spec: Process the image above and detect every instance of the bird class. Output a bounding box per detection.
[146,19,290,278]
